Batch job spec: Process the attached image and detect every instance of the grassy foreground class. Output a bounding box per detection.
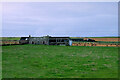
[0,46,2,79]
[2,45,118,78]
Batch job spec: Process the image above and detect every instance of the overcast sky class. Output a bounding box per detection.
[2,2,118,37]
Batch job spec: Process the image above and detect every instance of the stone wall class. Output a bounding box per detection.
[72,42,120,47]
[1,40,19,46]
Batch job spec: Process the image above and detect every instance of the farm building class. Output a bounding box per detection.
[19,35,96,46]
[19,35,70,46]
[19,37,29,44]
[49,37,69,45]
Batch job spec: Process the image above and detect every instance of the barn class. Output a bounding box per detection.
[19,35,70,46]
[19,35,96,46]
[49,37,69,46]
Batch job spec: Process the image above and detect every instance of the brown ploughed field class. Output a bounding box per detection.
[84,38,119,42]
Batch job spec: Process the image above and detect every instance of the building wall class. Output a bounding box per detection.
[21,36,70,46]
[69,40,72,46]
[29,37,70,45]
[49,38,69,45]
[29,37,49,45]
[19,35,70,45]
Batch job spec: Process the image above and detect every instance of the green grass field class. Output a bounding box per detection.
[2,45,118,78]
[0,37,20,40]
[0,46,2,79]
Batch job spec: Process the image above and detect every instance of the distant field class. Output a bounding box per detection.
[71,37,120,38]
[85,38,119,42]
[1,37,20,40]
[2,45,118,78]
[85,37,120,38]
[1,37,119,40]
[73,41,120,44]
[71,37,120,42]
